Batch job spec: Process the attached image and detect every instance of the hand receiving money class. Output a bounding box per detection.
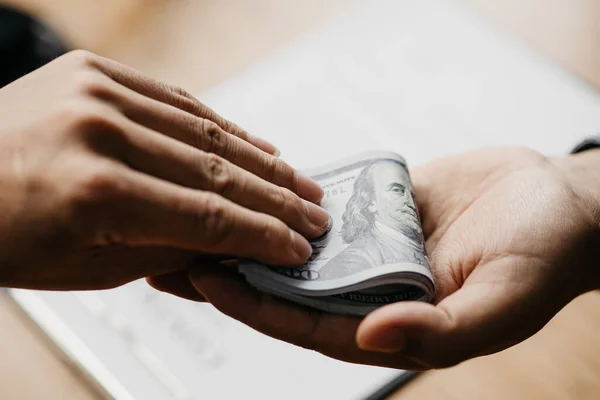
[179,147,600,370]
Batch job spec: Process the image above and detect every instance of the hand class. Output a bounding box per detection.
[183,147,600,369]
[0,50,329,290]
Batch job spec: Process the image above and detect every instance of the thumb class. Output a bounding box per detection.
[146,270,206,302]
[356,259,568,369]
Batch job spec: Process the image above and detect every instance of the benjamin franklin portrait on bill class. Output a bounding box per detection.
[318,159,427,280]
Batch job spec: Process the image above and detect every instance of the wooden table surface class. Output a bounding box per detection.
[1,0,600,399]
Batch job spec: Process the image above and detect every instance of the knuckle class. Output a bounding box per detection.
[64,49,100,68]
[65,164,124,224]
[262,156,297,189]
[196,195,234,244]
[289,168,301,194]
[203,153,235,197]
[268,186,288,207]
[270,186,301,216]
[223,119,246,139]
[280,162,299,193]
[59,102,121,140]
[170,84,195,101]
[260,155,278,182]
[73,70,115,99]
[57,103,104,131]
[509,146,546,164]
[261,215,286,245]
[169,85,199,113]
[200,119,224,154]
[168,86,231,132]
[71,164,122,206]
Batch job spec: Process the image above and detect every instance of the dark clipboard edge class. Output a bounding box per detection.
[362,371,420,400]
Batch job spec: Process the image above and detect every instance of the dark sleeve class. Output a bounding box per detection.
[571,136,600,154]
[0,7,68,88]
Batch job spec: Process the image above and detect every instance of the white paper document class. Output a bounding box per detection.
[8,0,600,399]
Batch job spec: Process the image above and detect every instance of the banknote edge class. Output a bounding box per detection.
[300,150,408,180]
[239,262,434,294]
[245,281,431,317]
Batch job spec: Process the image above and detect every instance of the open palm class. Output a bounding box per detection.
[156,147,600,370]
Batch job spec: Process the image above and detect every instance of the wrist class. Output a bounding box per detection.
[550,149,600,291]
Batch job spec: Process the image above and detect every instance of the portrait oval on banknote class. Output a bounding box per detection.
[316,156,427,280]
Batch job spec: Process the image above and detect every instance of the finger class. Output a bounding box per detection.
[356,257,568,369]
[104,90,322,203]
[89,54,279,155]
[80,246,199,290]
[118,123,329,238]
[84,166,313,266]
[146,257,236,301]
[146,271,206,302]
[188,265,428,370]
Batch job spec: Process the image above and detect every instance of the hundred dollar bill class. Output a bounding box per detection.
[239,151,435,316]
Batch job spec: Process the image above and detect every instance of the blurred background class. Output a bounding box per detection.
[2,0,600,92]
[1,0,600,399]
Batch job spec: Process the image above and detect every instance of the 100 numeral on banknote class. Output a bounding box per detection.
[239,151,435,316]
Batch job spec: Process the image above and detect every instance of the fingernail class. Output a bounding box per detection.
[297,174,324,203]
[248,134,280,157]
[358,328,406,353]
[290,230,312,260]
[304,200,330,235]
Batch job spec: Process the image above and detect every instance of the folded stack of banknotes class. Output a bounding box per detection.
[239,151,435,316]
